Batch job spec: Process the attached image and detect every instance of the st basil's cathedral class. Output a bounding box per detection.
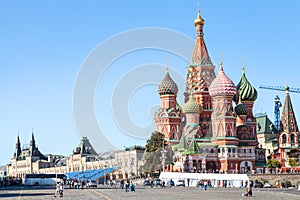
[154,8,264,174]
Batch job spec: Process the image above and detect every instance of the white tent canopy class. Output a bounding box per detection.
[159,172,250,188]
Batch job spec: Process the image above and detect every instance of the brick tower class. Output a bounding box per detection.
[155,67,182,142]
[184,8,216,137]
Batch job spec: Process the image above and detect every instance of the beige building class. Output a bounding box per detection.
[7,135,145,181]
[256,114,278,159]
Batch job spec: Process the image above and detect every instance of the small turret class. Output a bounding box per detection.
[14,135,22,158]
[30,132,36,156]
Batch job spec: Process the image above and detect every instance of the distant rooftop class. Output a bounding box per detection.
[254,112,268,118]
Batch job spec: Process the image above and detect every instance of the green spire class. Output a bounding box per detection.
[178,134,188,152]
[188,138,199,154]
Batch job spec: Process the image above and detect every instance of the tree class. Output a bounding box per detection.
[266,159,281,173]
[141,131,174,173]
[288,158,298,167]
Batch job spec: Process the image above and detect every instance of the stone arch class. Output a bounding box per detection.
[282,134,287,144]
[197,160,202,172]
[206,161,217,172]
[291,133,296,144]
[240,161,252,174]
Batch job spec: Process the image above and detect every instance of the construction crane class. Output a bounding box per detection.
[259,85,300,93]
[259,84,300,131]
[273,95,282,131]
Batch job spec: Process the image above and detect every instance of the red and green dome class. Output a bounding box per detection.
[235,68,258,102]
[158,71,178,95]
[209,65,236,97]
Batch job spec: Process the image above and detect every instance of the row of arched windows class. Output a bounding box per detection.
[281,133,298,144]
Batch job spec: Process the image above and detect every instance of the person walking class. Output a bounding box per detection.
[130,180,135,192]
[59,182,64,197]
[161,180,165,188]
[54,182,60,197]
[120,179,124,189]
[204,180,208,191]
[125,179,129,192]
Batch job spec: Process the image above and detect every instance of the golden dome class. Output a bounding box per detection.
[194,10,205,26]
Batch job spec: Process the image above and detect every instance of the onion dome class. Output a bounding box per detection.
[182,96,202,114]
[194,9,205,26]
[234,98,248,116]
[209,62,236,97]
[235,67,258,102]
[158,69,178,95]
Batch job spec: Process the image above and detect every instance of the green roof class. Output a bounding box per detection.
[217,145,238,148]
[188,139,200,154]
[212,137,238,140]
[198,142,217,147]
[255,161,266,167]
[181,150,191,155]
[172,144,179,151]
[265,137,278,142]
[194,138,211,142]
[178,134,188,152]
[256,114,277,134]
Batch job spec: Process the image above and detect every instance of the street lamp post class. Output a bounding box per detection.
[104,162,108,186]
[161,138,166,172]
[129,149,132,179]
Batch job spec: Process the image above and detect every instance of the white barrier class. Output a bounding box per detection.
[159,172,249,188]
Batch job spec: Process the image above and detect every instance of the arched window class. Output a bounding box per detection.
[227,130,231,136]
[282,134,287,144]
[291,134,295,144]
[172,132,175,139]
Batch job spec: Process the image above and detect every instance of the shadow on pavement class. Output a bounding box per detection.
[0,192,54,198]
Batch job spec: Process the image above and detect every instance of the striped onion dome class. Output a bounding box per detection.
[182,96,202,114]
[235,68,258,102]
[234,100,248,116]
[158,71,178,95]
[209,64,236,97]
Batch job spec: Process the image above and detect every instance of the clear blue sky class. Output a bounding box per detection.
[1,0,300,165]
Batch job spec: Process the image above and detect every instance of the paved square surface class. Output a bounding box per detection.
[1,186,300,200]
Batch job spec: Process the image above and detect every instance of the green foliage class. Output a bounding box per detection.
[141,131,174,173]
[266,159,281,168]
[145,131,165,153]
[287,158,298,167]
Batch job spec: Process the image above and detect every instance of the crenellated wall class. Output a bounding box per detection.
[249,174,300,186]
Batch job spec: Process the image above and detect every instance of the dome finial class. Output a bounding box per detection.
[219,52,223,71]
[194,3,205,26]
[285,78,289,92]
[242,57,245,72]
[166,57,169,72]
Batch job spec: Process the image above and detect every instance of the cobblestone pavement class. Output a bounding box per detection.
[0,186,299,200]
